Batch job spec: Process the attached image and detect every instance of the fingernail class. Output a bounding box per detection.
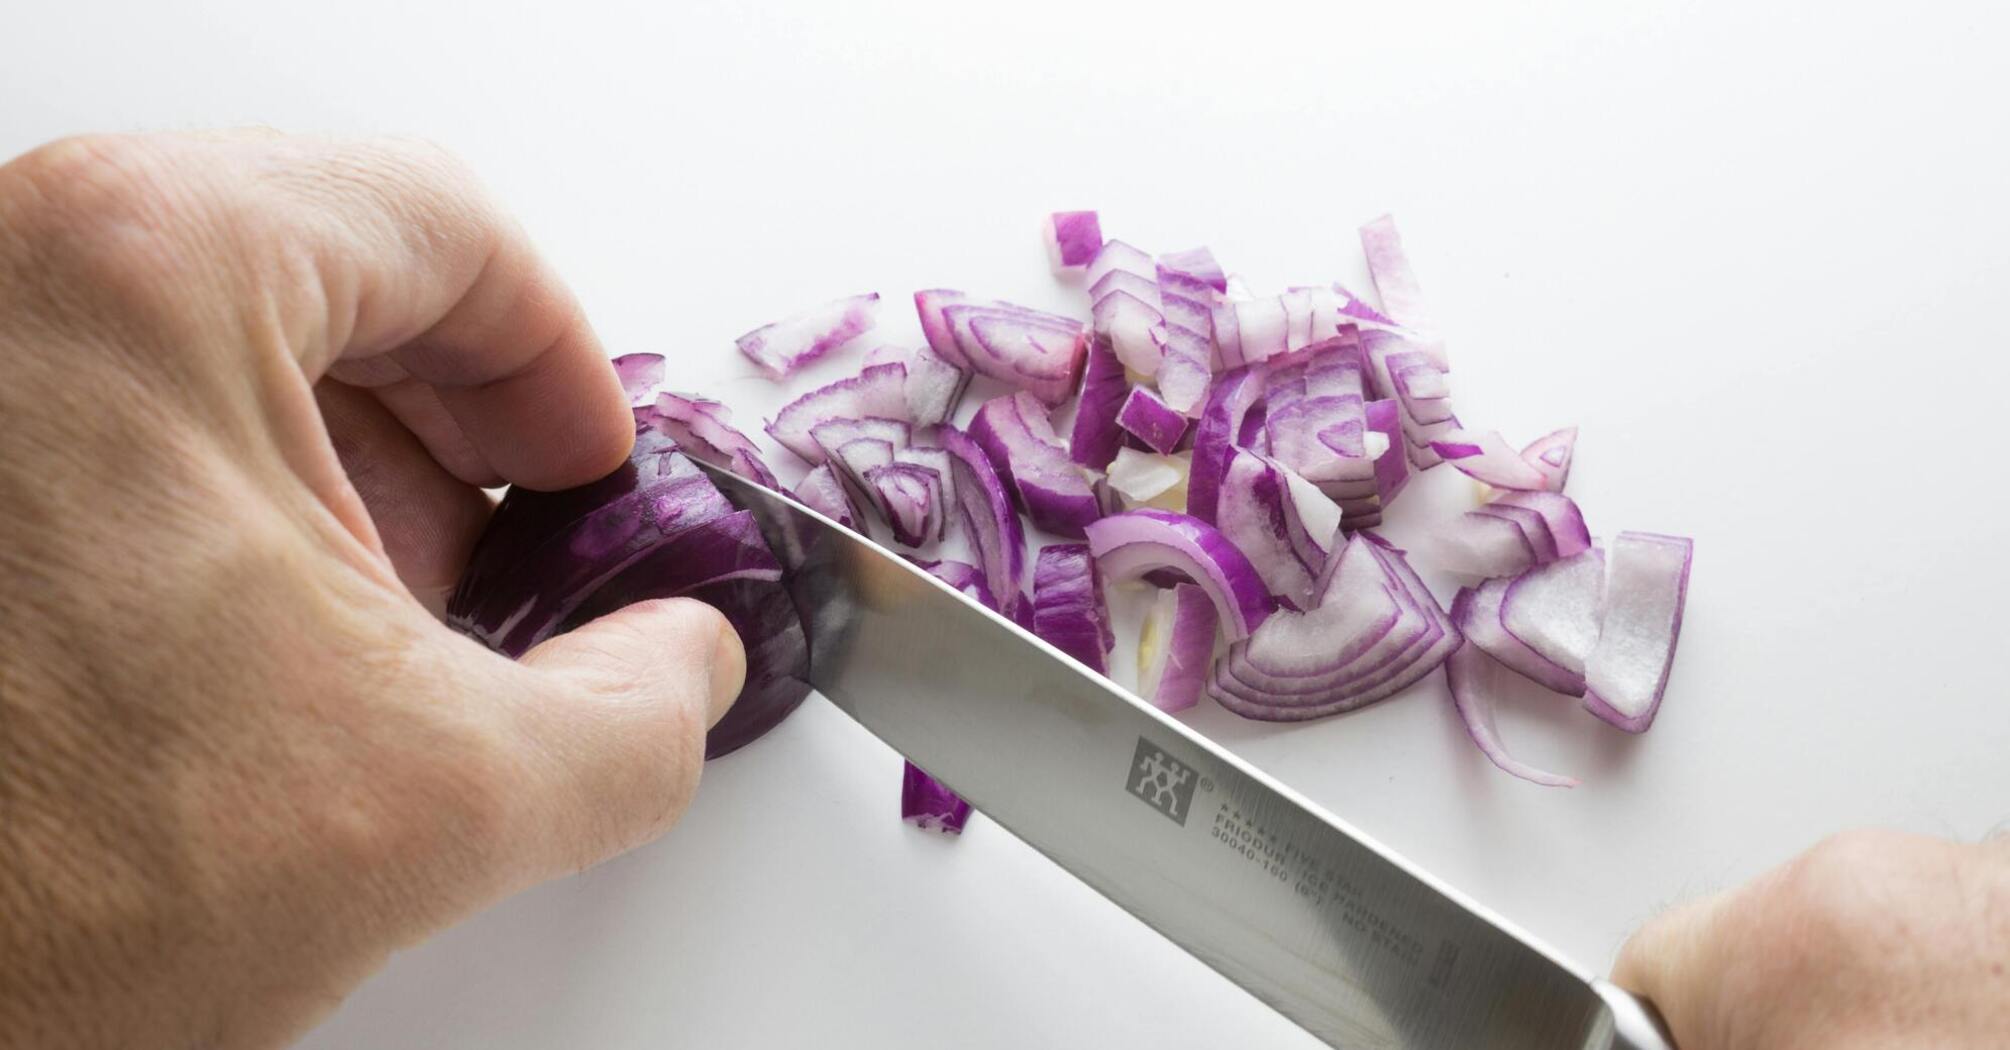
[705,617,747,728]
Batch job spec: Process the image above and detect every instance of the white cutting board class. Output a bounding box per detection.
[5,2,2006,1046]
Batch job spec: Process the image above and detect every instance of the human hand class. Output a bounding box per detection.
[0,131,746,1049]
[1615,829,2010,1049]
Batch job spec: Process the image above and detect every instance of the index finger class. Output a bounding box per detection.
[246,135,633,490]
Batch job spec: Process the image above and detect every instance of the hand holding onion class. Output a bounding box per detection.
[0,132,744,1049]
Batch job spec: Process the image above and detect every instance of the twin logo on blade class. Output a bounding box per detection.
[1126,737,1198,826]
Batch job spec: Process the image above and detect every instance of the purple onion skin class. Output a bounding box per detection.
[902,762,973,833]
[448,437,812,760]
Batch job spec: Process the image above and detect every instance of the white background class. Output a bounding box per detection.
[6,1,2008,1046]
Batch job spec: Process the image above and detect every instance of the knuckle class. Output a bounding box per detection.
[0,133,217,321]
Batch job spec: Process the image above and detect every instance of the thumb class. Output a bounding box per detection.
[506,597,746,876]
[1612,890,1732,1049]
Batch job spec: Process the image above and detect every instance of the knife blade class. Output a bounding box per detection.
[696,460,1675,1050]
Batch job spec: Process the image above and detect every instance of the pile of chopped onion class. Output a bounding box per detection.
[449,209,1695,823]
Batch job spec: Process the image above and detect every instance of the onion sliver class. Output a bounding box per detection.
[1044,210,1103,272]
[1031,544,1115,674]
[1582,532,1693,733]
[765,362,911,464]
[969,391,1101,537]
[1085,510,1275,641]
[1137,584,1218,713]
[903,762,973,834]
[1118,386,1190,454]
[735,292,880,380]
[939,426,1027,620]
[1445,624,1580,788]
[1431,429,1553,491]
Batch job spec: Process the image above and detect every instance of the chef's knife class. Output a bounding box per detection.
[696,460,1675,1050]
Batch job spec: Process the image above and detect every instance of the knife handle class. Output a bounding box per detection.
[1592,979,1678,1050]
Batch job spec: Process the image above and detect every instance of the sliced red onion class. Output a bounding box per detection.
[1358,214,1429,335]
[865,462,941,548]
[1093,289,1167,375]
[1209,535,1458,719]
[914,292,1087,404]
[939,426,1027,620]
[1104,448,1189,510]
[1031,544,1114,674]
[1216,449,1342,609]
[968,392,1101,537]
[1068,331,1130,471]
[1498,550,1606,691]
[902,762,973,834]
[1084,510,1275,641]
[1089,268,1162,310]
[735,292,880,380]
[1158,250,1222,335]
[1452,575,1584,696]
[1136,584,1219,713]
[1444,626,1580,788]
[1044,210,1104,272]
[1366,399,1410,507]
[612,352,666,403]
[866,344,972,427]
[1522,426,1578,492]
[893,446,956,541]
[810,417,912,460]
[1220,297,1289,367]
[635,392,781,489]
[1429,492,1591,577]
[449,437,810,759]
[1156,324,1214,415]
[915,557,997,609]
[793,463,857,528]
[1361,328,1456,470]
[1582,533,1692,733]
[1118,386,1189,454]
[1186,365,1266,524]
[1085,239,1157,292]
[765,361,910,463]
[1432,429,1554,491]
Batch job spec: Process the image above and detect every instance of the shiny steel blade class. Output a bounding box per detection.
[698,462,1671,1050]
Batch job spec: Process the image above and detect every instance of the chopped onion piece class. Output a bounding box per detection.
[1358,214,1429,334]
[1186,365,1266,523]
[1105,448,1189,509]
[1094,290,1167,375]
[1582,533,1693,733]
[940,426,1026,619]
[1429,492,1591,577]
[637,392,780,489]
[1432,429,1553,491]
[903,762,973,834]
[969,392,1101,537]
[1084,239,1156,291]
[865,463,941,547]
[1068,331,1130,471]
[735,292,880,379]
[1454,575,1585,696]
[1445,627,1580,788]
[1522,426,1578,492]
[1044,210,1104,272]
[1031,544,1114,673]
[1209,535,1458,719]
[1118,387,1189,454]
[765,362,910,464]
[1137,584,1219,713]
[1217,449,1342,609]
[612,352,666,404]
[793,464,857,528]
[1501,550,1607,688]
[1085,510,1275,641]
[915,291,1088,404]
